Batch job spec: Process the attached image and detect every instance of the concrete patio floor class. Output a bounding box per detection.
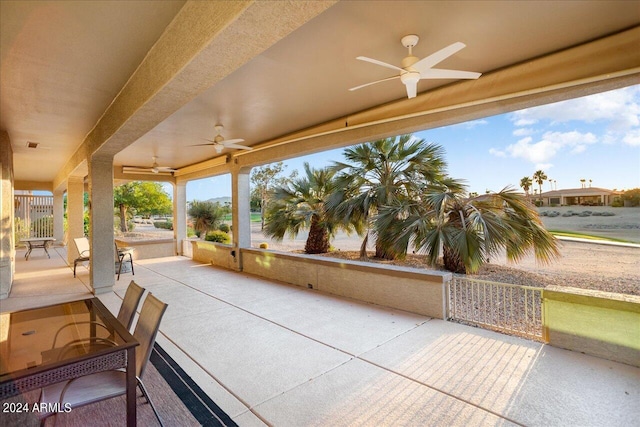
[3,247,639,426]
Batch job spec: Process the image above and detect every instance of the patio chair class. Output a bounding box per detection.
[115,241,135,281]
[72,237,90,277]
[38,293,168,426]
[44,281,146,365]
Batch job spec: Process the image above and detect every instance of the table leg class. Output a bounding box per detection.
[44,240,51,258]
[25,242,32,260]
[126,346,137,426]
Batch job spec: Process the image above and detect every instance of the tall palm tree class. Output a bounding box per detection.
[377,185,559,274]
[328,135,455,259]
[520,176,532,198]
[263,163,358,254]
[533,170,547,199]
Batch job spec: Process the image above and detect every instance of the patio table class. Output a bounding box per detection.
[0,298,138,426]
[20,237,56,260]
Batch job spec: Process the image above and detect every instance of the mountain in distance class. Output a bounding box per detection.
[206,196,231,205]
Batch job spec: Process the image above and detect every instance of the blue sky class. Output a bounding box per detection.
[187,85,640,201]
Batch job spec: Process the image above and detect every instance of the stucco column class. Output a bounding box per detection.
[0,131,14,299]
[231,166,252,271]
[53,188,65,244]
[88,155,115,294]
[173,181,187,255]
[66,176,85,265]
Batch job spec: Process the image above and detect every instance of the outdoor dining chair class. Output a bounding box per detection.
[72,237,90,277]
[45,281,146,364]
[38,293,168,426]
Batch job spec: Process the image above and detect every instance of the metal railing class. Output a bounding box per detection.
[14,195,54,239]
[447,276,544,341]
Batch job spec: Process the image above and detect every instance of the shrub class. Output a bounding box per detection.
[259,242,269,249]
[187,226,197,237]
[218,223,230,233]
[154,221,173,230]
[611,197,624,207]
[204,230,231,244]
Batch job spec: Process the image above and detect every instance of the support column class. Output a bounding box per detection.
[53,188,65,244]
[0,131,14,299]
[67,176,85,265]
[88,155,115,294]
[230,166,252,271]
[173,182,187,255]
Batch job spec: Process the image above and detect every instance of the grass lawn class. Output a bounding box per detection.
[549,230,634,244]
[222,213,262,222]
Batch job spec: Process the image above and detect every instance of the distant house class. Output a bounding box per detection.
[538,187,620,206]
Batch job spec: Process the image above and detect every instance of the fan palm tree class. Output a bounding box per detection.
[533,170,547,199]
[263,163,358,254]
[376,185,559,274]
[328,135,455,260]
[187,200,225,238]
[520,176,532,198]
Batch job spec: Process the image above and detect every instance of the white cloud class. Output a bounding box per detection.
[513,128,534,136]
[489,148,506,157]
[623,129,640,146]
[500,131,597,165]
[509,86,640,131]
[452,119,489,129]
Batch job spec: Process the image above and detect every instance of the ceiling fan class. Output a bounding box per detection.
[350,34,482,99]
[192,124,252,154]
[122,156,176,175]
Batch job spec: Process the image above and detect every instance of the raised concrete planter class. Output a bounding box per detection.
[115,238,175,260]
[543,286,640,367]
[241,248,451,318]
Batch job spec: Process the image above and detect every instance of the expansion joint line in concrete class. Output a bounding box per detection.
[139,261,524,426]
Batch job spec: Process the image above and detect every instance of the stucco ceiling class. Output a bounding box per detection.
[1,1,639,184]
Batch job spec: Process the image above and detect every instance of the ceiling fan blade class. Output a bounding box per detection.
[224,143,252,151]
[189,143,217,147]
[349,75,400,91]
[412,42,466,73]
[356,56,404,72]
[405,80,418,99]
[221,138,245,146]
[420,68,481,80]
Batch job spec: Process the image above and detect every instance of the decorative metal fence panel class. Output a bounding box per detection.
[447,277,544,341]
[14,195,54,239]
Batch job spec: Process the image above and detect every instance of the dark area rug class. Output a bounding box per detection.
[1,344,236,427]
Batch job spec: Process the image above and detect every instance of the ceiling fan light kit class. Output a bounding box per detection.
[350,34,482,99]
[122,156,176,175]
[190,124,253,153]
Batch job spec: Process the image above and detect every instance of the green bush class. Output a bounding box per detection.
[187,226,197,237]
[611,196,624,207]
[154,221,173,230]
[218,223,230,233]
[204,230,231,244]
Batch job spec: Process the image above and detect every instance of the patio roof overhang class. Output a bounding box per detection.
[2,1,639,190]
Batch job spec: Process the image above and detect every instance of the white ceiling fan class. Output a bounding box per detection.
[350,34,482,99]
[192,124,252,154]
[122,156,176,175]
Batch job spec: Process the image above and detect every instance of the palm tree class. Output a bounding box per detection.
[377,185,559,274]
[328,135,455,260]
[580,178,586,188]
[263,163,357,254]
[520,176,532,198]
[533,170,547,199]
[187,200,225,238]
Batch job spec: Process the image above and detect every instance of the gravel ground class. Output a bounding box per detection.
[124,217,640,296]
